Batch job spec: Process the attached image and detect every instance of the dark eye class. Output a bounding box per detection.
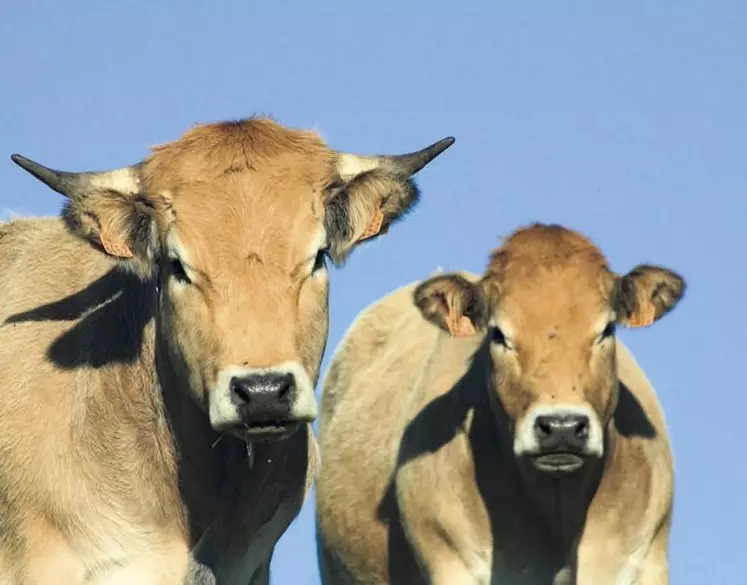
[312,249,328,273]
[490,326,509,348]
[598,321,616,342]
[169,257,191,284]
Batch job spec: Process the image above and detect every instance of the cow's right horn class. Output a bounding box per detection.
[11,154,142,199]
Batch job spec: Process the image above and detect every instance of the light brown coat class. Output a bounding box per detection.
[316,223,685,585]
[0,117,453,584]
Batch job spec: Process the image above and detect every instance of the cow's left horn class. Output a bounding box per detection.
[336,136,455,180]
[11,154,142,200]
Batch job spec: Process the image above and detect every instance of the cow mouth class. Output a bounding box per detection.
[532,452,585,473]
[243,420,301,441]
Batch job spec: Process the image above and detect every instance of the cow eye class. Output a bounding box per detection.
[490,326,511,349]
[312,249,328,274]
[598,321,616,343]
[169,257,191,285]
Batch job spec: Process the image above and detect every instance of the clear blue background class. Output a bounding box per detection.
[1,2,744,583]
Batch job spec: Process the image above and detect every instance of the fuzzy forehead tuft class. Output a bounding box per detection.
[485,223,611,284]
[142,116,336,189]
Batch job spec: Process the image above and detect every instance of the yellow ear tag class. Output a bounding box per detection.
[100,229,134,258]
[448,314,476,337]
[358,208,384,242]
[627,304,656,328]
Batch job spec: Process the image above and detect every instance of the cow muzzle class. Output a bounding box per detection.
[230,373,300,440]
[514,405,604,474]
[532,413,589,472]
[209,363,318,441]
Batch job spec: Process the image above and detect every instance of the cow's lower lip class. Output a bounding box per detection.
[533,453,585,473]
[243,421,300,441]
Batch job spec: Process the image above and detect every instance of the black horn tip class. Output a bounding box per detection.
[397,135,456,176]
[10,153,78,198]
[419,137,456,160]
[10,153,51,181]
[11,153,33,168]
[434,136,456,151]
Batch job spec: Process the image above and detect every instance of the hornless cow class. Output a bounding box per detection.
[316,223,685,585]
[0,117,454,585]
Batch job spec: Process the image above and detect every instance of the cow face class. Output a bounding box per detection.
[414,224,685,473]
[12,118,453,441]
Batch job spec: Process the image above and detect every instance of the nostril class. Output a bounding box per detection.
[276,374,295,401]
[230,377,251,405]
[575,417,590,439]
[535,417,552,439]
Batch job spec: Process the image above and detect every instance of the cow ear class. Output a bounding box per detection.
[61,191,160,277]
[11,154,160,279]
[616,264,686,328]
[325,137,454,265]
[414,273,489,337]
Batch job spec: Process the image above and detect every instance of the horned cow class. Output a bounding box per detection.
[316,223,685,585]
[0,117,453,585]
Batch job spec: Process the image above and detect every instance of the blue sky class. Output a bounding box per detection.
[1,1,744,583]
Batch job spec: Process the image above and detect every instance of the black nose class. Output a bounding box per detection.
[534,414,590,453]
[229,373,296,423]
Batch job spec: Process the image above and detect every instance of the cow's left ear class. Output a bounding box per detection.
[325,137,455,265]
[413,273,489,337]
[10,154,159,279]
[616,264,686,328]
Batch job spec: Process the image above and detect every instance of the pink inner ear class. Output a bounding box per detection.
[449,314,476,337]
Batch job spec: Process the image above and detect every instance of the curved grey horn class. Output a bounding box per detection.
[10,154,142,199]
[336,136,455,180]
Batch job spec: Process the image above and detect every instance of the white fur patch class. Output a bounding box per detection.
[88,167,141,195]
[307,227,329,277]
[335,154,381,180]
[165,231,192,265]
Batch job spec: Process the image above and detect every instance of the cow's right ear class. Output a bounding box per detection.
[11,154,160,279]
[325,137,455,265]
[413,273,489,337]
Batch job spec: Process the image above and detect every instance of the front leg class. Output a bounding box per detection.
[573,532,630,585]
[573,476,671,585]
[403,512,486,585]
[574,530,659,585]
[418,546,483,585]
[633,518,670,585]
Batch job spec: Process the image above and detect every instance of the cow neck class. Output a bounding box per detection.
[152,299,255,543]
[516,431,608,552]
[475,341,608,555]
[64,264,187,529]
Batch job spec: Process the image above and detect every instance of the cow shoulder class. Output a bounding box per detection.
[593,340,674,542]
[0,217,114,305]
[321,270,482,421]
[320,280,421,429]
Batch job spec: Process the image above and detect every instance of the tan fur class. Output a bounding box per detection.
[0,117,449,584]
[316,224,685,585]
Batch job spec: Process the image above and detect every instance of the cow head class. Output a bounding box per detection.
[12,117,454,441]
[414,223,685,473]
